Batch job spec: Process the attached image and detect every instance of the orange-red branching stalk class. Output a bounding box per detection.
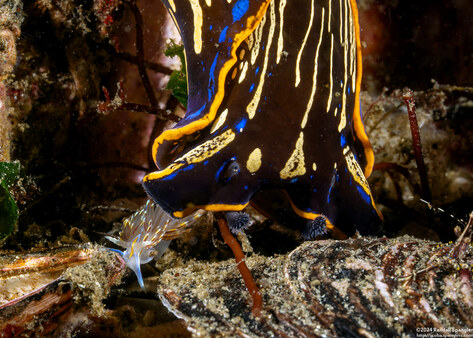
[217,217,262,317]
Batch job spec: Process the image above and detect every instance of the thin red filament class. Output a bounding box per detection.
[217,217,262,317]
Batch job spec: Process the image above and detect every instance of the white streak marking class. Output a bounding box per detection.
[280,132,306,179]
[246,33,254,50]
[189,0,203,54]
[339,0,343,44]
[327,0,332,32]
[338,0,348,132]
[247,148,262,173]
[295,0,315,87]
[300,8,325,129]
[344,146,370,192]
[250,12,267,65]
[276,0,287,64]
[210,108,228,133]
[348,0,356,89]
[326,33,334,112]
[238,61,249,83]
[246,1,276,119]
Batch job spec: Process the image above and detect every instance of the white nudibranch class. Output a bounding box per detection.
[106,200,202,289]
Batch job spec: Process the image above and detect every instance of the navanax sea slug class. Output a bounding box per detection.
[143,0,382,238]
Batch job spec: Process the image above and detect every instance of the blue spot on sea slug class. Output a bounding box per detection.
[219,26,229,43]
[232,0,249,22]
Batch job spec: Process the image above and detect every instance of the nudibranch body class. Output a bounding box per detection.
[106,200,201,288]
[144,0,382,237]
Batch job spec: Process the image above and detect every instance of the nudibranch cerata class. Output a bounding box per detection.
[106,200,201,289]
[143,0,382,238]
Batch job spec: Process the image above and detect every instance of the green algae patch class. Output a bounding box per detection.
[164,41,188,108]
[0,161,20,241]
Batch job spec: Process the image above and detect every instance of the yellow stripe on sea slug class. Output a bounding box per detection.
[151,0,271,164]
[283,192,333,227]
[173,202,250,218]
[168,0,176,12]
[349,0,375,177]
[284,192,349,239]
[146,129,235,181]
